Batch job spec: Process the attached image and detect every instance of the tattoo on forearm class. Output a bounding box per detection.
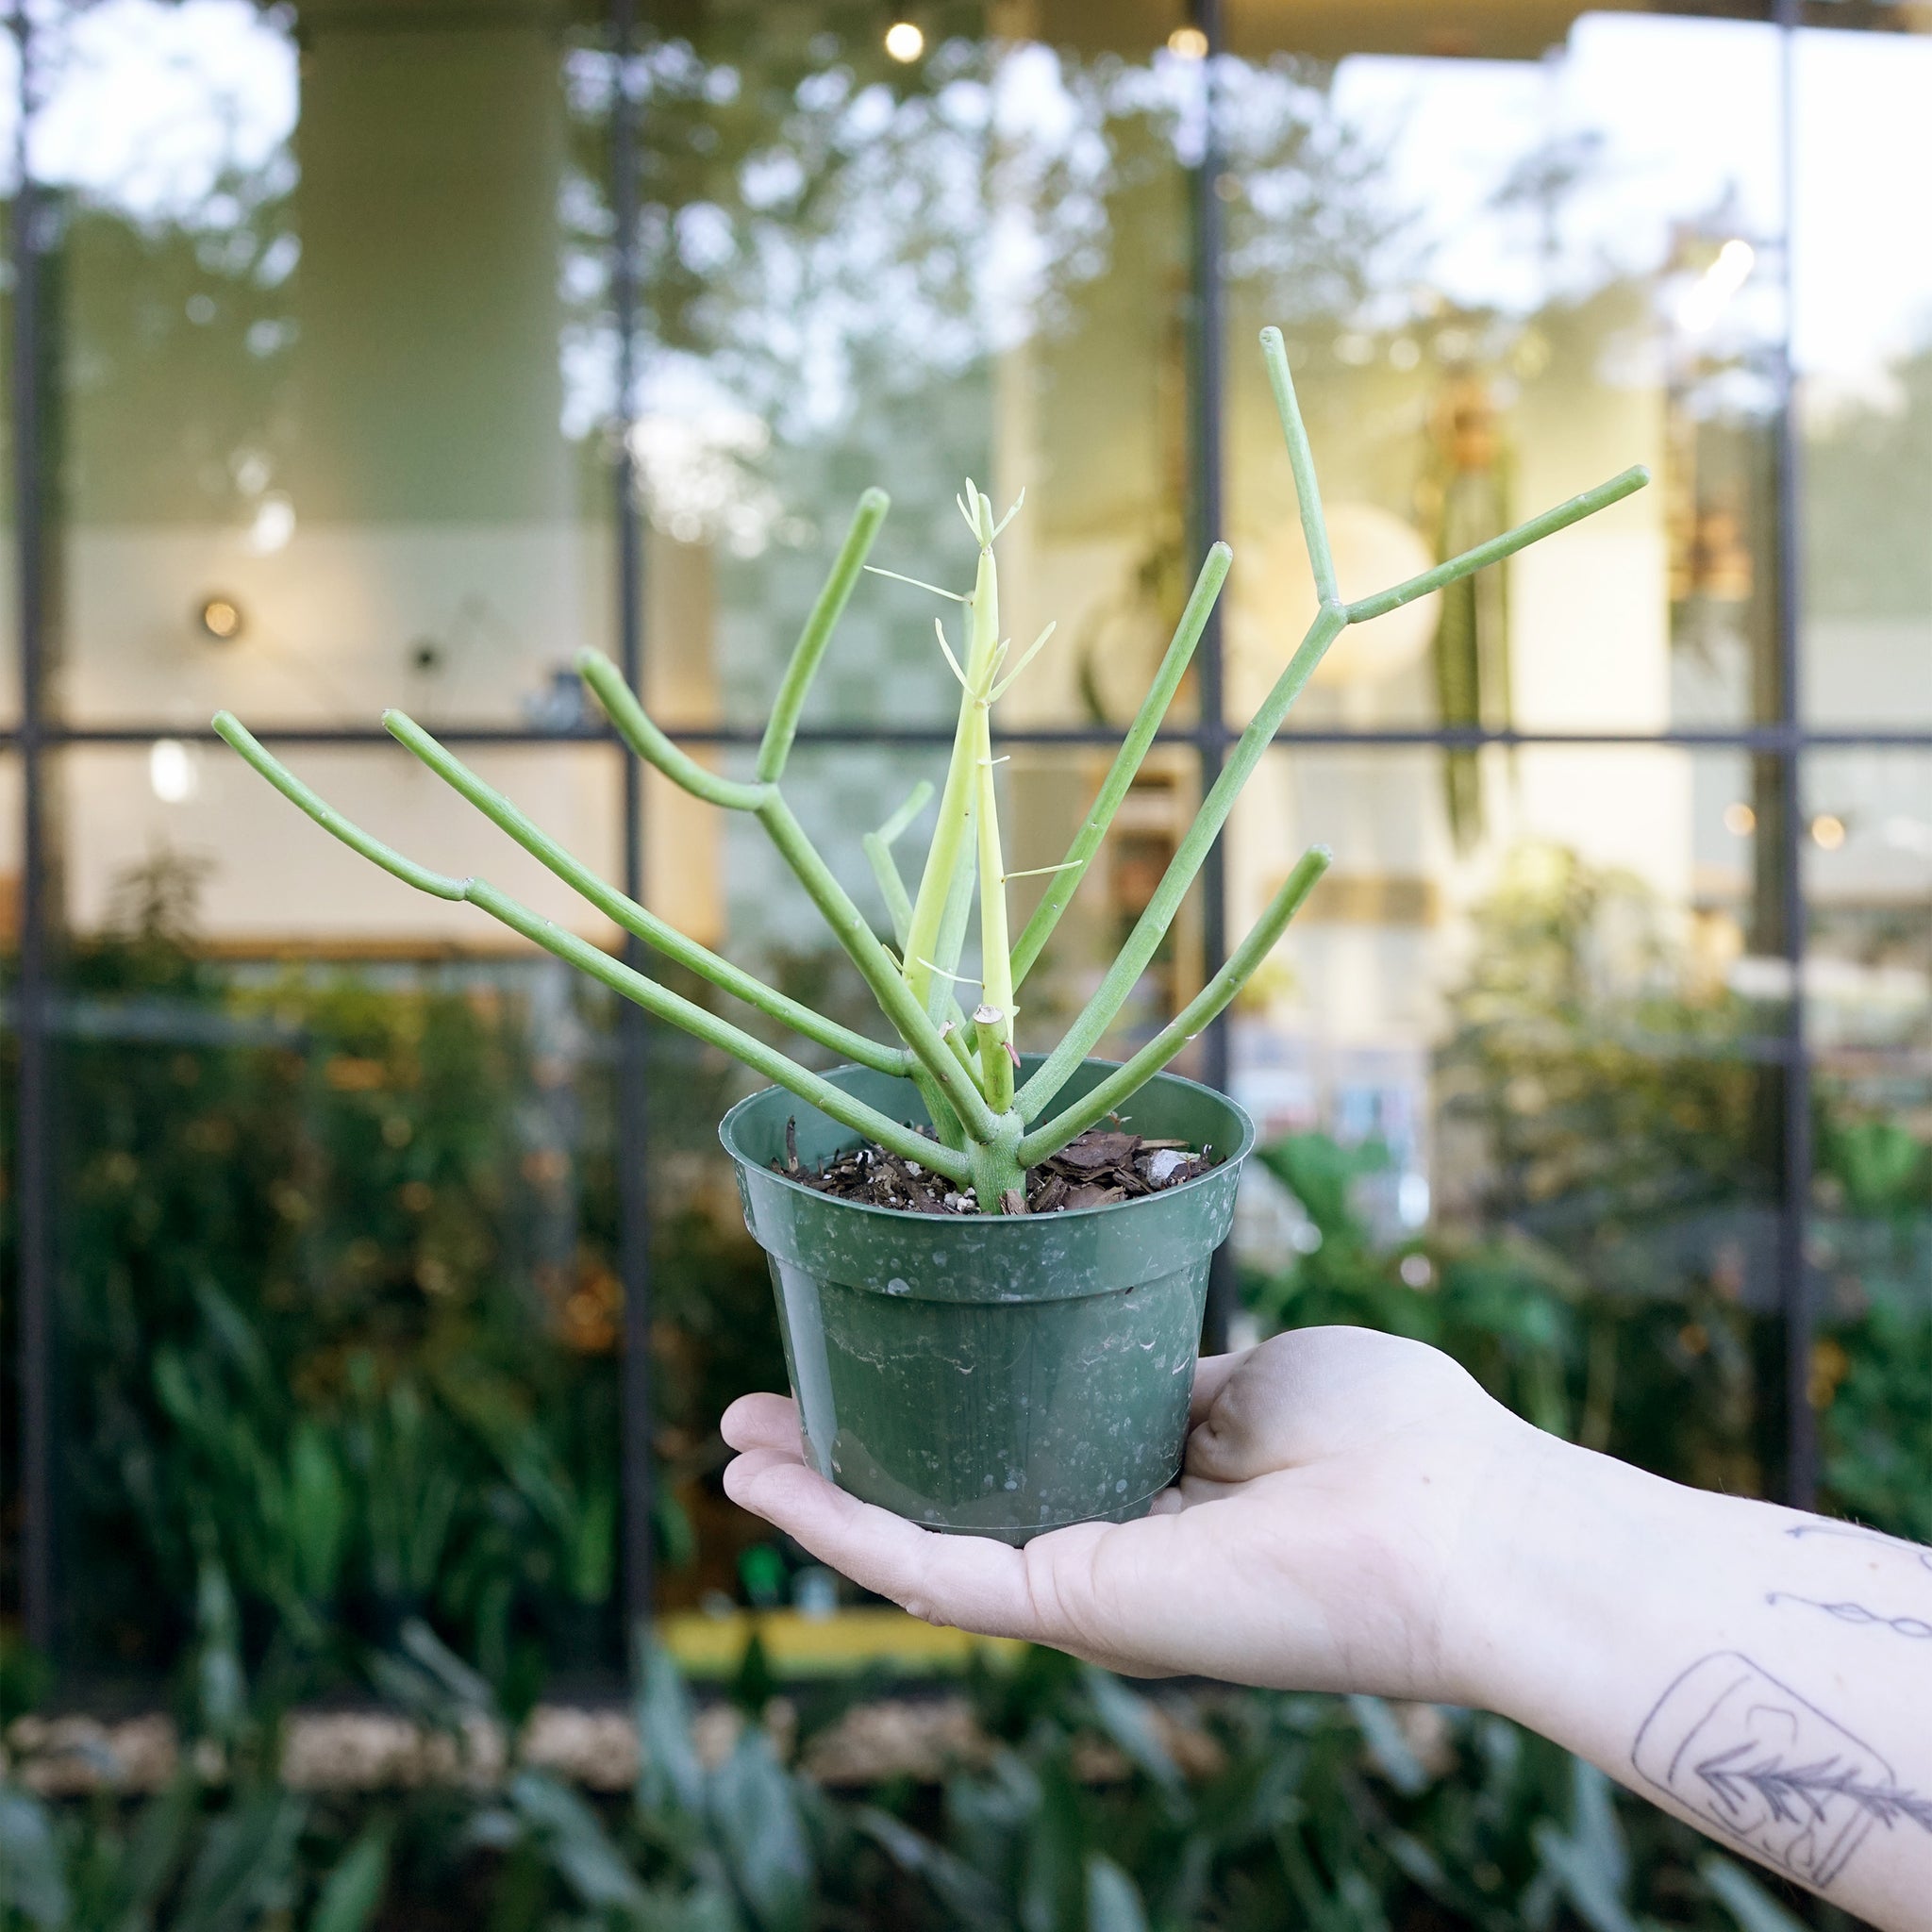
[1633,1653,1932,1887]
[1785,1522,1932,1576]
[1767,1593,1932,1641]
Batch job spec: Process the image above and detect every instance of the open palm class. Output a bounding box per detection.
[723,1325,1543,1701]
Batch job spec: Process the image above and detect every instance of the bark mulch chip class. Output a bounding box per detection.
[777,1124,1217,1215]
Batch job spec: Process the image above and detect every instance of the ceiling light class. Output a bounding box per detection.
[883,21,924,61]
[1722,801,1755,837]
[1167,25,1208,58]
[1810,812,1846,851]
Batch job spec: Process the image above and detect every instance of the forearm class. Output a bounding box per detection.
[1453,1433,1932,1930]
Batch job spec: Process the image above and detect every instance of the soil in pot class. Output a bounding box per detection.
[777,1122,1220,1215]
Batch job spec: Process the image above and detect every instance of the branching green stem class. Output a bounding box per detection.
[1344,464,1649,623]
[1259,326,1337,605]
[1016,447,1649,1124]
[758,792,1000,1142]
[209,715,967,1182]
[862,780,932,948]
[575,649,765,811]
[758,489,891,782]
[1017,845,1330,1166]
[463,883,969,1182]
[220,328,1650,1217]
[1015,599,1348,1121]
[380,709,908,1076]
[214,712,466,898]
[1009,541,1230,989]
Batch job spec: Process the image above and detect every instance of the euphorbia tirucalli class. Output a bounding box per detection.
[214,329,1646,1212]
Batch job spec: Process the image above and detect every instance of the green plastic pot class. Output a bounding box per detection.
[720,1058,1255,1546]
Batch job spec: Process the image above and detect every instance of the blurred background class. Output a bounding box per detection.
[0,1,1929,1925]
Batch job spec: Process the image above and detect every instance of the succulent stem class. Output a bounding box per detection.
[216,330,1650,1217]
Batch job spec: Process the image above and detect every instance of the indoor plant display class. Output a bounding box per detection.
[214,329,1645,1541]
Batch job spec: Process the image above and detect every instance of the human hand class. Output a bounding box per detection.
[722,1324,1556,1701]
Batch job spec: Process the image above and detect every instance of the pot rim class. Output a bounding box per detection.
[718,1056,1257,1225]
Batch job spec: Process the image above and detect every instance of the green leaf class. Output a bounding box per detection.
[635,1636,706,1821]
[1256,1133,1389,1238]
[1697,1856,1810,1932]
[854,1805,1002,1927]
[399,1617,494,1713]
[0,1786,72,1929]
[708,1731,812,1932]
[1084,1855,1148,1932]
[1080,1666,1180,1796]
[173,1792,308,1932]
[1346,1696,1429,1797]
[1018,1761,1085,1932]
[287,1423,349,1606]
[106,1778,197,1927]
[510,1769,645,1913]
[1531,1819,1641,1932]
[308,1824,391,1932]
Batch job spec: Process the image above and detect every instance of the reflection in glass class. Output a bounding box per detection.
[47,0,614,727]
[1227,744,1781,1492]
[1222,13,1782,758]
[49,808,625,1676]
[1795,24,1932,726]
[634,5,1190,734]
[1806,751,1932,1537]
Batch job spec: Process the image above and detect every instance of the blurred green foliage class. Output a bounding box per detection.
[26,854,780,1690]
[1,841,1924,1929]
[0,1604,1843,1932]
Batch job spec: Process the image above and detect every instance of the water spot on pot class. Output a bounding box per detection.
[1003,1474,1020,1491]
[1115,1479,1128,1494]
[982,1474,995,1489]
[1139,1339,1156,1350]
[886,1276,910,1295]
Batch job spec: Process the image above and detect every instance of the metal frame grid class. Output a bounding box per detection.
[5,0,1918,1652]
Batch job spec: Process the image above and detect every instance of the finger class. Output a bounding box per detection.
[1188,1348,1251,1424]
[722,1449,1045,1640]
[721,1391,801,1455]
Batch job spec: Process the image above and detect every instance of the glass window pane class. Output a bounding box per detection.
[51,747,625,1680]
[1794,17,1932,728]
[1806,749,1932,1539]
[639,4,1188,738]
[43,0,615,728]
[1223,10,1783,740]
[1228,743,1786,1495]
[65,741,623,945]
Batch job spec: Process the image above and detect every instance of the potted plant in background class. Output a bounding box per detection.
[214,328,1644,1543]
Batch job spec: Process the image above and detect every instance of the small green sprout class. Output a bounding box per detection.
[213,329,1647,1212]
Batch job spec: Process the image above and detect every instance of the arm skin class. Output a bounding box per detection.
[724,1327,1932,1931]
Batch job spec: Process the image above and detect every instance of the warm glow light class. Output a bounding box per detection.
[246,492,295,555]
[1167,25,1208,58]
[1680,236,1757,334]
[149,739,196,804]
[1723,801,1756,837]
[1811,812,1847,850]
[883,20,924,60]
[198,594,243,641]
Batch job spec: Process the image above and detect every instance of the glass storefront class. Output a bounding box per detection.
[3,0,1928,1674]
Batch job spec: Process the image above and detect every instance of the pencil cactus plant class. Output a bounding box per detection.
[214,330,1645,1215]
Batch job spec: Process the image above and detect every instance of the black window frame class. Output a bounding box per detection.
[5,0,1914,1659]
